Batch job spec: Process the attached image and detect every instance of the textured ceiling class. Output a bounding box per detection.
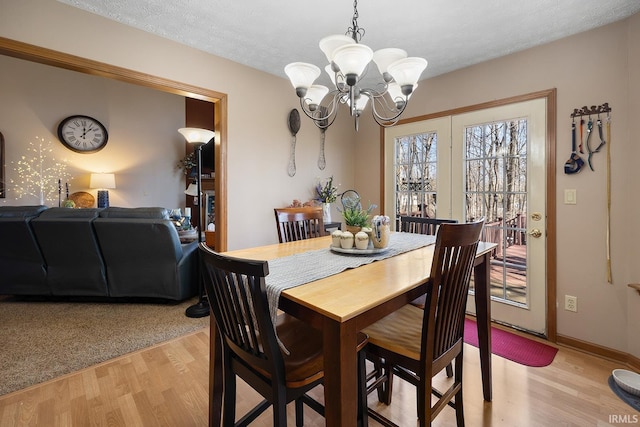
[57,0,640,85]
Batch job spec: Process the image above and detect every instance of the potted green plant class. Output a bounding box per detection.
[342,204,376,234]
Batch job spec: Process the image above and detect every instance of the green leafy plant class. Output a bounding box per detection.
[342,204,376,227]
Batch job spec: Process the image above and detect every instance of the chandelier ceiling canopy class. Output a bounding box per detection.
[285,0,428,131]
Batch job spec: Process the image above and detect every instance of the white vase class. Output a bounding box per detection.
[322,203,332,223]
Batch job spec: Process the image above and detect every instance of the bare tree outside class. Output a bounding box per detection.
[394,132,437,218]
[466,118,528,304]
[393,118,529,304]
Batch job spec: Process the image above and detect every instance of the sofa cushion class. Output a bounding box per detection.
[37,207,102,219]
[0,205,47,218]
[31,208,108,296]
[0,206,48,294]
[99,207,169,219]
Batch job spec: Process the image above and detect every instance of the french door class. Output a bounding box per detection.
[384,97,548,334]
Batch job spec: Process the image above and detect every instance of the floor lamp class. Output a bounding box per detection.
[178,127,215,318]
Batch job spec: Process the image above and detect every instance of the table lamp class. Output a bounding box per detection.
[90,173,116,208]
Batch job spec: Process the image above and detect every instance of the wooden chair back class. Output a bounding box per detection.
[200,244,282,381]
[423,219,484,373]
[274,207,326,243]
[201,242,368,426]
[397,216,458,235]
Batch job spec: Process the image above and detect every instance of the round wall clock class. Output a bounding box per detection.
[57,115,108,153]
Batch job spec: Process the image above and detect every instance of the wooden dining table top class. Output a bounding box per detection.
[222,235,435,323]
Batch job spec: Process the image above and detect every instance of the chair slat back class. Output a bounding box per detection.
[397,216,458,235]
[422,220,484,363]
[200,244,283,377]
[274,207,326,243]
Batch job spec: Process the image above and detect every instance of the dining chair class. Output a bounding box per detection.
[274,207,326,243]
[396,216,460,381]
[397,216,458,235]
[200,243,369,427]
[362,219,484,427]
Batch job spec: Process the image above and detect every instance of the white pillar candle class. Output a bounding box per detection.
[184,207,191,217]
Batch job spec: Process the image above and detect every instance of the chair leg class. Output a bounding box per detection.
[295,398,304,427]
[446,363,453,378]
[454,357,465,427]
[380,359,394,405]
[366,354,394,405]
[222,370,236,427]
[272,395,288,427]
[358,349,368,427]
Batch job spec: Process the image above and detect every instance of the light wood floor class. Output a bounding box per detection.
[0,327,637,426]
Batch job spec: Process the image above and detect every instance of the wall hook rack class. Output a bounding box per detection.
[570,102,612,118]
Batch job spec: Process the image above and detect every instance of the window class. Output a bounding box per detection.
[394,131,438,218]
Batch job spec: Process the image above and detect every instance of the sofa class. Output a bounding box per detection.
[0,206,198,301]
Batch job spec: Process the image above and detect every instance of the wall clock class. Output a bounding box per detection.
[57,115,108,153]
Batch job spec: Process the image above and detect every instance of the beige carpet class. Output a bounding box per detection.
[0,296,209,396]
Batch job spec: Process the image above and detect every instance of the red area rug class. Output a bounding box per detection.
[464,318,558,367]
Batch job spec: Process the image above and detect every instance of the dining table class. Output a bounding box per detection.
[208,233,497,426]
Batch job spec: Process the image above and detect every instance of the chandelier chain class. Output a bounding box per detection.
[347,0,365,43]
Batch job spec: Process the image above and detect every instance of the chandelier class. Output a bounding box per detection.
[284,0,428,131]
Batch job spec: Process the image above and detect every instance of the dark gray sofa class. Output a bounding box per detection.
[0,205,48,295]
[0,206,198,301]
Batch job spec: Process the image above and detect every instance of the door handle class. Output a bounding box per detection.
[528,229,542,238]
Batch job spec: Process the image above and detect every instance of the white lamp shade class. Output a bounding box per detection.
[284,62,321,90]
[348,95,370,112]
[89,173,116,189]
[304,85,329,107]
[373,48,407,75]
[178,128,215,144]
[387,82,418,100]
[387,57,428,87]
[319,34,354,63]
[184,183,199,196]
[332,43,373,77]
[325,64,337,86]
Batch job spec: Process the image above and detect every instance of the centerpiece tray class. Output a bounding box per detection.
[330,246,389,255]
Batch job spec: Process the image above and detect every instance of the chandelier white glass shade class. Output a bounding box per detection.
[284,1,427,130]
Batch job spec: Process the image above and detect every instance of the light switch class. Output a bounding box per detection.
[564,189,577,205]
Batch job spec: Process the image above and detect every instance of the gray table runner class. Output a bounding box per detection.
[265,232,436,352]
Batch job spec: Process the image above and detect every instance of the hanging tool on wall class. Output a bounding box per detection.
[586,116,606,171]
[287,109,300,177]
[578,118,585,154]
[317,106,329,170]
[605,111,612,283]
[564,119,584,174]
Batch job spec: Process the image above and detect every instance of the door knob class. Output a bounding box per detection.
[528,229,542,238]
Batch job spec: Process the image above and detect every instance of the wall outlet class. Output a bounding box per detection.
[565,295,577,312]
